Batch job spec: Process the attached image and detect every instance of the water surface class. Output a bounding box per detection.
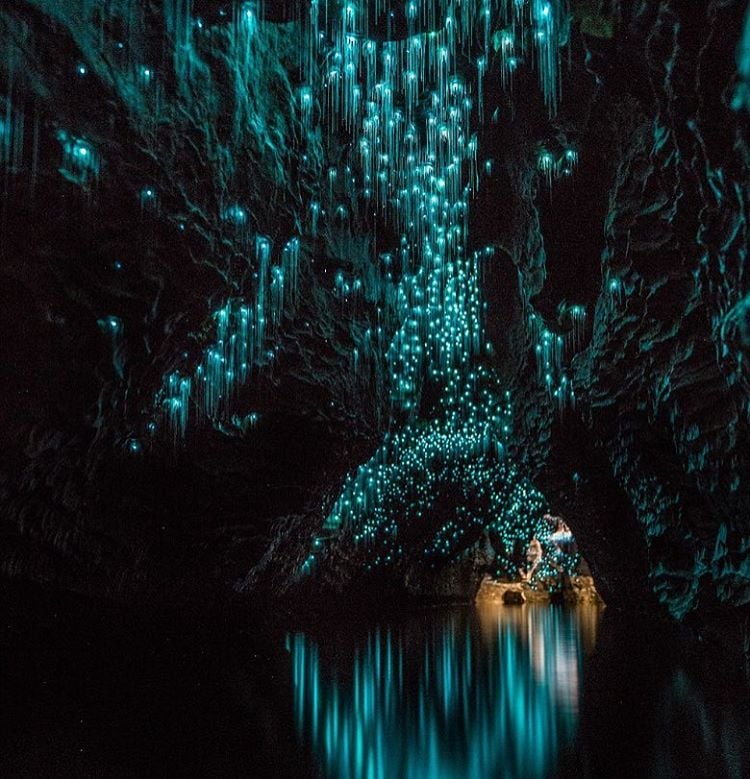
[289,604,601,779]
[3,589,749,777]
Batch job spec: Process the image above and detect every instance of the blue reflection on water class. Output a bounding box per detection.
[288,604,601,779]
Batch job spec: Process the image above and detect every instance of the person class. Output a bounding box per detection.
[523,536,543,581]
[549,518,575,557]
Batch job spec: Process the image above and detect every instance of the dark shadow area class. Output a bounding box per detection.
[0,582,317,778]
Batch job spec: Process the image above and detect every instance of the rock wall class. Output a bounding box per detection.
[530,1,750,632]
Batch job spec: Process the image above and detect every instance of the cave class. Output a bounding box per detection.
[2,1,750,776]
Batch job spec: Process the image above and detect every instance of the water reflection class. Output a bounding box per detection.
[288,605,601,779]
[6,590,750,776]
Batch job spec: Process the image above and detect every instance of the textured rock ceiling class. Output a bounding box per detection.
[0,0,748,650]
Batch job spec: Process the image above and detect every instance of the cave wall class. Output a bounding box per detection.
[0,0,748,647]
[0,1,384,600]
[525,0,750,629]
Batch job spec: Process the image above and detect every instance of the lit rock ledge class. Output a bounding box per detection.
[476,575,604,606]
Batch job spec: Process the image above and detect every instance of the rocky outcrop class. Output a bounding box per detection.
[475,575,603,605]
